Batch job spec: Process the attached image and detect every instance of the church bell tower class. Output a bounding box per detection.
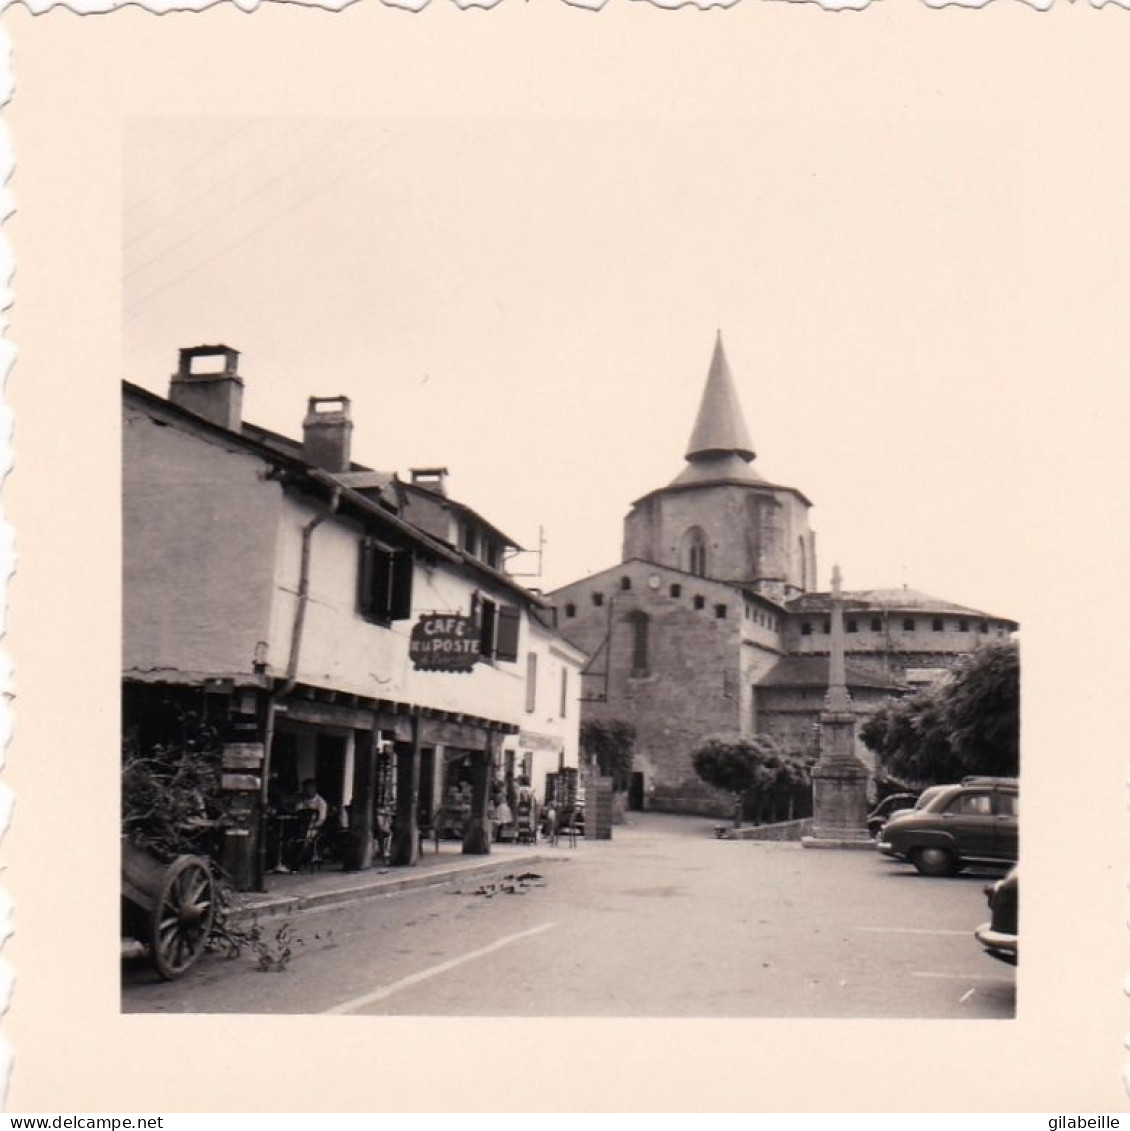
[621,333,817,601]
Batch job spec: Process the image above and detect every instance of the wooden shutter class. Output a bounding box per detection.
[358,539,377,619]
[479,598,497,657]
[495,604,520,662]
[389,551,414,621]
[525,652,537,713]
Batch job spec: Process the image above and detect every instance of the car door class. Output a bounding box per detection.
[992,789,1019,862]
[938,789,996,859]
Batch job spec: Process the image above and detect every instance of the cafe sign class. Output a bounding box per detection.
[409,613,481,673]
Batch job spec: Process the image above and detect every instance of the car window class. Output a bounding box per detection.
[995,792,1019,817]
[945,791,992,816]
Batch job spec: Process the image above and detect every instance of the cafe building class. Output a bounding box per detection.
[123,345,584,890]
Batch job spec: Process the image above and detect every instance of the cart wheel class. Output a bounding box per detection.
[150,855,216,980]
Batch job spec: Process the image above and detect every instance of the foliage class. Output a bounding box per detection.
[121,719,223,861]
[692,736,814,824]
[580,718,637,791]
[860,640,1019,783]
[122,696,303,974]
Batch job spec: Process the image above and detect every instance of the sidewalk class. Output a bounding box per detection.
[229,836,588,922]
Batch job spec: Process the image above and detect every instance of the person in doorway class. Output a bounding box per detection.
[296,779,329,829]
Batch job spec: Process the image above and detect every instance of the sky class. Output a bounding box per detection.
[123,115,1052,620]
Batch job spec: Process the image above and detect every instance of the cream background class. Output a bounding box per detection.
[5,0,1130,1112]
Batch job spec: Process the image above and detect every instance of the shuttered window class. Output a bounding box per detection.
[358,538,414,624]
[477,597,520,662]
[495,604,520,662]
[479,597,497,657]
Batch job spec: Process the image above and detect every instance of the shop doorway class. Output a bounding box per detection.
[628,771,645,811]
[314,734,347,809]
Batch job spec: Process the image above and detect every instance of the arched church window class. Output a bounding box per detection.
[682,527,708,578]
[798,536,808,591]
[625,611,650,677]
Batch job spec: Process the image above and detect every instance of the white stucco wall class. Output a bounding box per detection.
[123,402,282,678]
[267,493,553,729]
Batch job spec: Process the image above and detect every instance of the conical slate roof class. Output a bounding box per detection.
[684,332,756,462]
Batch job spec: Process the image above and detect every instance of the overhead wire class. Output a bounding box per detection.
[125,129,400,317]
[124,119,258,219]
[124,122,357,280]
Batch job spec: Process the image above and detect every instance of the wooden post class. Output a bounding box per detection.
[462,737,494,855]
[345,728,378,871]
[390,717,421,866]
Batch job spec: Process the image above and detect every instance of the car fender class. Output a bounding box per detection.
[886,827,959,855]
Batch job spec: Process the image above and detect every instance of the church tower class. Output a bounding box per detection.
[621,333,817,602]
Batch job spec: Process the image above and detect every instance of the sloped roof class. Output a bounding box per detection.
[787,587,1016,625]
[684,333,756,462]
[757,655,906,692]
[124,381,546,609]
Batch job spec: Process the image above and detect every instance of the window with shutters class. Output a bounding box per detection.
[358,538,414,624]
[495,604,520,662]
[476,596,520,662]
[478,597,497,657]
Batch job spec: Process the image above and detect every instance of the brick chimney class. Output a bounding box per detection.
[303,396,354,473]
[410,467,449,496]
[169,345,244,431]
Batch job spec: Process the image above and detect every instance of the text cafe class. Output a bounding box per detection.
[409,613,482,672]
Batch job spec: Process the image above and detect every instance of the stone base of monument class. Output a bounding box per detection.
[803,753,871,850]
[801,832,874,850]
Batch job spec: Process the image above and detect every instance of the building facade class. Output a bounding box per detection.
[549,335,1017,817]
[124,345,584,889]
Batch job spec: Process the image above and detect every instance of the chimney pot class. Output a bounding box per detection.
[409,467,449,496]
[169,345,244,430]
[303,396,354,473]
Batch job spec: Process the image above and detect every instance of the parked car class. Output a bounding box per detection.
[874,784,950,834]
[866,793,919,838]
[976,867,1018,965]
[878,778,1018,876]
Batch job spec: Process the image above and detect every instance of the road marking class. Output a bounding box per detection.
[322,921,557,1015]
[856,927,970,936]
[960,988,977,1003]
[912,971,1008,981]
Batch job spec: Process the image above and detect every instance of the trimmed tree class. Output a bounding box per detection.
[692,736,813,826]
[860,639,1019,784]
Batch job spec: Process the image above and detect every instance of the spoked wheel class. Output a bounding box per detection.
[150,855,216,980]
[911,846,959,878]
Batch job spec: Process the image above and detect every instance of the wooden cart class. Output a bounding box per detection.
[121,838,217,980]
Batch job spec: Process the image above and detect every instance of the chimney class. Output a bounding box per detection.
[409,467,449,496]
[303,396,354,473]
[169,345,244,431]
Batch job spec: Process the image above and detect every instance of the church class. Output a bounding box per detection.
[548,335,1018,817]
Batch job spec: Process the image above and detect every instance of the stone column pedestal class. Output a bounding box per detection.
[803,711,872,849]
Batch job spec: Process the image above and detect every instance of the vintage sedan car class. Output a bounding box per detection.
[975,866,1018,965]
[878,779,1018,876]
[866,793,919,838]
[870,784,950,837]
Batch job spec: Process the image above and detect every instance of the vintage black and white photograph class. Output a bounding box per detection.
[119,116,1022,1020]
[7,1,1130,1112]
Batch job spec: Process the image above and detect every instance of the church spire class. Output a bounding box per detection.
[684,332,756,463]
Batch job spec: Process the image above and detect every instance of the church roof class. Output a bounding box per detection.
[757,655,906,692]
[787,587,1016,625]
[684,333,756,462]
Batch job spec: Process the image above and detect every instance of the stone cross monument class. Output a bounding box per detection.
[803,564,872,847]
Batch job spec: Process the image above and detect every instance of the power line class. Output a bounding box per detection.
[125,131,399,317]
[124,119,257,218]
[125,122,356,280]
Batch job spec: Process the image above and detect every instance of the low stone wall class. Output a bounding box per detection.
[716,818,813,842]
